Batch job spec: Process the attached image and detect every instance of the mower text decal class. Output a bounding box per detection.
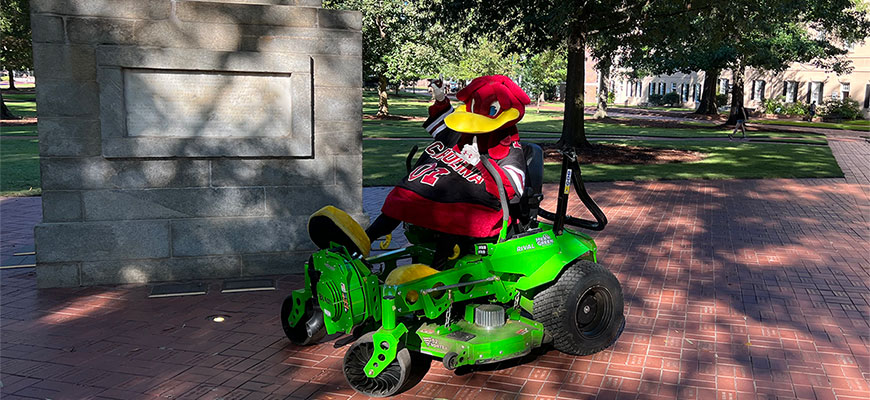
[423,142,485,184]
[564,169,573,194]
[408,163,451,187]
[516,244,535,252]
[535,234,554,247]
[340,283,350,312]
[422,337,448,351]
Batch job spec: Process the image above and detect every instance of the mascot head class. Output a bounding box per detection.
[444,75,531,134]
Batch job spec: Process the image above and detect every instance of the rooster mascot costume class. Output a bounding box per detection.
[364,75,531,267]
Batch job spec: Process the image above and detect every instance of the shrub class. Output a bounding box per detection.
[716,93,728,107]
[762,96,786,115]
[607,91,615,104]
[648,93,664,106]
[662,92,681,106]
[762,96,809,116]
[820,98,861,120]
[783,102,808,116]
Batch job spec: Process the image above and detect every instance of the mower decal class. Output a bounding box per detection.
[446,331,476,342]
[516,328,529,335]
[341,291,350,312]
[564,169,573,194]
[535,235,554,247]
[422,337,448,351]
[516,244,535,252]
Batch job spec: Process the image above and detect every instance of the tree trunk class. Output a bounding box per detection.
[593,61,610,119]
[7,70,16,91]
[377,75,389,117]
[1,92,20,120]
[559,30,591,149]
[695,69,720,115]
[725,65,745,125]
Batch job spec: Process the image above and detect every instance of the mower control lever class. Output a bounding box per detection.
[479,156,511,242]
[538,148,607,234]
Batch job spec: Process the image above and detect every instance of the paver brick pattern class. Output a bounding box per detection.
[2,175,867,400]
[1,139,869,399]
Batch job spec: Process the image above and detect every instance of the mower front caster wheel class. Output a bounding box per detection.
[280,295,326,346]
[534,261,625,356]
[343,332,412,397]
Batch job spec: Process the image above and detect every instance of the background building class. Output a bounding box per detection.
[604,41,870,118]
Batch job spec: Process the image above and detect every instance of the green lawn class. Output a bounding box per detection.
[0,138,41,196]
[2,92,37,119]
[363,139,843,186]
[750,118,870,132]
[364,118,828,143]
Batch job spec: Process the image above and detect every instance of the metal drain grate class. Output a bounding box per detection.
[149,282,207,298]
[221,278,276,293]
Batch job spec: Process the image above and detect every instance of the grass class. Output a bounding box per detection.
[2,92,37,119]
[1,91,39,196]
[750,118,870,132]
[362,139,843,186]
[364,118,828,144]
[611,105,695,112]
[0,138,41,197]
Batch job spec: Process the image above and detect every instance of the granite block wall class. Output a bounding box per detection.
[31,0,363,287]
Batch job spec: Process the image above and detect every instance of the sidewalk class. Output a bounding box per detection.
[1,141,868,399]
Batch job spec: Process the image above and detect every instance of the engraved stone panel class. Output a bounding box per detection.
[124,69,294,138]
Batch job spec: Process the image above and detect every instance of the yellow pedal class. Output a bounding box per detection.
[379,234,392,250]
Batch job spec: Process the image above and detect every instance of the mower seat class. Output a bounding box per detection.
[509,143,544,229]
[308,206,371,257]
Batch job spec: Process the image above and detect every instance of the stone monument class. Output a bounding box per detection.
[30,0,363,287]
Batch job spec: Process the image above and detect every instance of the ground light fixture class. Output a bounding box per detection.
[208,315,230,323]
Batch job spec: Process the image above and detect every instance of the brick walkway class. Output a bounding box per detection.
[1,143,868,399]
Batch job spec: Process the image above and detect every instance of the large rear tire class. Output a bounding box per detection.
[343,332,412,397]
[533,261,625,356]
[281,295,326,346]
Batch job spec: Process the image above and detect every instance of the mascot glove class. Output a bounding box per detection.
[430,78,447,102]
[459,137,481,165]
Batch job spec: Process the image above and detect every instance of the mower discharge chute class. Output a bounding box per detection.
[280,145,625,397]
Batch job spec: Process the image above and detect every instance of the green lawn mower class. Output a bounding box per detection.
[280,144,625,397]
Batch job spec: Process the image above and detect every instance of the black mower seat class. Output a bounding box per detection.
[508,143,544,229]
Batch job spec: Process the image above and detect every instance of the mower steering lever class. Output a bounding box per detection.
[538,147,607,234]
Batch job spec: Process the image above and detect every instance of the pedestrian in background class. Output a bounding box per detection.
[729,105,748,140]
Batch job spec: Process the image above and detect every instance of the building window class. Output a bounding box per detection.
[693,84,701,101]
[681,84,689,101]
[841,83,850,100]
[649,82,654,96]
[637,81,642,97]
[808,81,823,104]
[719,78,729,94]
[670,83,676,93]
[750,80,766,101]
[657,82,664,95]
[864,84,869,108]
[783,81,798,103]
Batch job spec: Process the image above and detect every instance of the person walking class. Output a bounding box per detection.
[729,105,748,140]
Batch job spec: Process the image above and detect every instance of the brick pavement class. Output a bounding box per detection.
[1,142,869,399]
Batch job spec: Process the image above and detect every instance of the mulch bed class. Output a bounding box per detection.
[541,143,706,165]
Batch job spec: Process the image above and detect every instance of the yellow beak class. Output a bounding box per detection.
[444,107,521,134]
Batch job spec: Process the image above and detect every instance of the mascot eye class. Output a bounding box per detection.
[488,101,500,116]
